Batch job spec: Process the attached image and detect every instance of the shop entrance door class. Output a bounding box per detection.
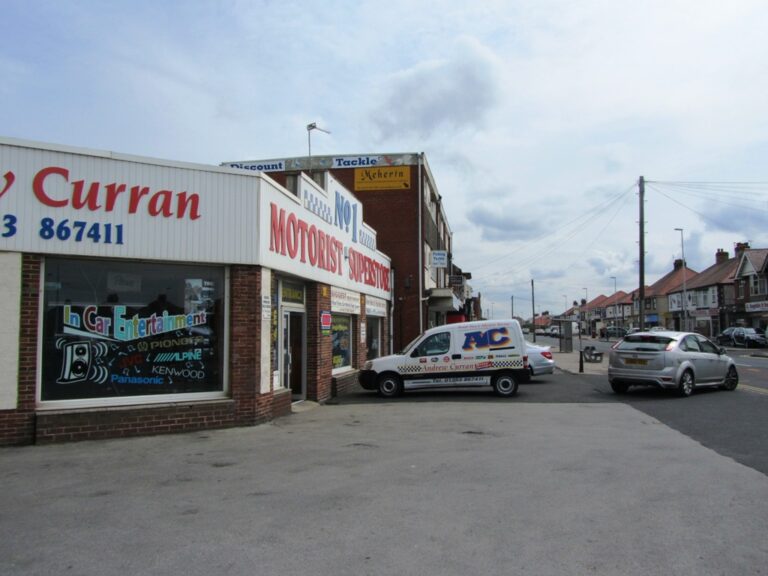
[282,311,305,400]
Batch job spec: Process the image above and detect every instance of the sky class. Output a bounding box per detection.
[3,0,768,319]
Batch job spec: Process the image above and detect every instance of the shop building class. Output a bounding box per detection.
[733,244,768,331]
[223,153,471,351]
[0,138,391,445]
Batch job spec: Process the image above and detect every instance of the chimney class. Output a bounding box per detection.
[715,249,729,264]
[673,258,684,270]
[734,242,750,259]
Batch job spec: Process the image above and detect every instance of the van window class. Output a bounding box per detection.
[412,332,451,357]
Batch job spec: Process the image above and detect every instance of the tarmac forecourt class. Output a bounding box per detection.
[1,398,766,576]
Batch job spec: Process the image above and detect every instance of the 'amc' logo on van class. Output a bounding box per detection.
[462,328,511,351]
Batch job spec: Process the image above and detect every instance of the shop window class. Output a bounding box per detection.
[332,315,353,370]
[366,316,381,360]
[41,257,225,402]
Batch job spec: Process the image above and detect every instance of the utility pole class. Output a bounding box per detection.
[531,279,536,343]
[510,295,514,319]
[638,176,645,331]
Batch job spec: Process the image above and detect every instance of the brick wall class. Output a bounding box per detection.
[0,254,39,446]
[35,401,236,444]
[306,283,332,402]
[332,167,421,350]
[1,260,292,446]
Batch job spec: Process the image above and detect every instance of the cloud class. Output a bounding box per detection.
[370,37,502,141]
[466,204,545,241]
[702,204,768,236]
[530,268,566,281]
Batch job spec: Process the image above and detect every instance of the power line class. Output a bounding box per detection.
[469,182,637,273]
[485,183,636,280]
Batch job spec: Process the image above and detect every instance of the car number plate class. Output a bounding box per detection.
[624,358,648,366]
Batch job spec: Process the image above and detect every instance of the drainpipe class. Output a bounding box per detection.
[389,268,395,354]
[418,153,424,334]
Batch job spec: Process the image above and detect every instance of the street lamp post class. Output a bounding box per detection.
[306,122,331,175]
[674,228,688,331]
[610,276,618,328]
[583,287,588,336]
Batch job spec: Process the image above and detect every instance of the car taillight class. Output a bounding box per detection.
[541,351,553,360]
[523,354,528,368]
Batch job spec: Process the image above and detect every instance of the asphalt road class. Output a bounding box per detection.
[1,370,767,576]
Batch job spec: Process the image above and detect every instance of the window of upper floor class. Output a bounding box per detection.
[751,274,767,296]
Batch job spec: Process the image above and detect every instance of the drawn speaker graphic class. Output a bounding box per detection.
[57,341,92,384]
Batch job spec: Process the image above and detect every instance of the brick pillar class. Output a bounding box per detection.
[0,254,39,446]
[306,283,332,402]
[357,296,368,368]
[229,265,261,425]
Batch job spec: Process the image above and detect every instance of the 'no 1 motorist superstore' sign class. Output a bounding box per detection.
[0,138,391,301]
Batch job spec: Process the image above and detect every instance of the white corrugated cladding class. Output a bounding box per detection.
[0,138,261,264]
[0,138,392,301]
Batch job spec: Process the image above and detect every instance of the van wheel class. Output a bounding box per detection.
[493,373,519,397]
[377,374,403,398]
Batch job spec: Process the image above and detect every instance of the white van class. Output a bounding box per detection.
[359,320,528,398]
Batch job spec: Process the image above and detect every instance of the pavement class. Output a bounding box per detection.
[4,338,768,576]
[549,339,768,376]
[2,391,767,576]
[552,348,607,375]
[540,338,609,376]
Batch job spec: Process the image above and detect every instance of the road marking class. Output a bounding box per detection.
[739,383,768,395]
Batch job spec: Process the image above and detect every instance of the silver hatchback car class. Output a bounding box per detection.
[608,331,738,396]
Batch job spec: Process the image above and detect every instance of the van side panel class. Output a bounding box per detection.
[359,320,529,392]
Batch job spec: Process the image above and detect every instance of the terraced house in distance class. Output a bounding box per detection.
[223,152,476,352]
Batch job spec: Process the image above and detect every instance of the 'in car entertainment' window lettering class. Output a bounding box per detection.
[41,257,225,401]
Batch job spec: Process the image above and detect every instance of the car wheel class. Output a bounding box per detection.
[677,370,695,397]
[493,372,519,397]
[721,366,739,391]
[610,381,628,394]
[377,374,402,398]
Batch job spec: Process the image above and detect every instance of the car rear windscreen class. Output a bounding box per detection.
[615,335,673,352]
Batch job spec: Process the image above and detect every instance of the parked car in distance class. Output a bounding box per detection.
[548,326,560,337]
[605,326,627,338]
[715,326,767,348]
[535,327,547,336]
[525,341,555,378]
[608,331,738,397]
